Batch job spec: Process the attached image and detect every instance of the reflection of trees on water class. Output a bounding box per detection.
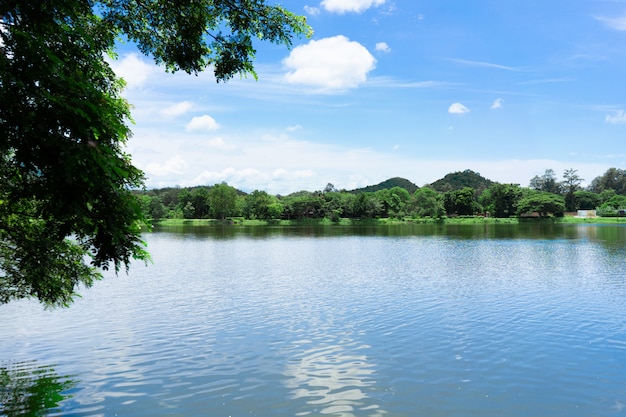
[284,337,387,417]
[0,361,77,416]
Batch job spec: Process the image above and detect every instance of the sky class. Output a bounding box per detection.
[111,0,626,195]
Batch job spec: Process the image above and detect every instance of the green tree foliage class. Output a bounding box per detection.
[588,168,626,196]
[443,187,479,216]
[190,187,210,219]
[350,177,418,194]
[375,187,410,218]
[209,183,239,220]
[529,169,561,194]
[0,1,309,307]
[562,168,583,211]
[517,192,565,217]
[352,193,383,219]
[147,195,167,220]
[573,191,600,210]
[244,190,283,220]
[480,183,523,218]
[427,170,493,194]
[281,192,324,220]
[411,187,444,218]
[322,191,355,222]
[100,0,311,79]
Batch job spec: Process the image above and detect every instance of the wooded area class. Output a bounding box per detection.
[136,168,626,222]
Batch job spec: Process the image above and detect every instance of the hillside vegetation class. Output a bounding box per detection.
[136,167,626,222]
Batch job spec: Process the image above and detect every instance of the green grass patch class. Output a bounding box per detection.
[152,215,626,228]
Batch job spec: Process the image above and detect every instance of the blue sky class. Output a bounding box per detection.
[111,0,626,194]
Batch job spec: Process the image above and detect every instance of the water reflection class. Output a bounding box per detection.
[284,335,386,417]
[0,360,77,416]
[154,222,626,243]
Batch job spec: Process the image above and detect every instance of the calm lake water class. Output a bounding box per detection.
[2,223,626,416]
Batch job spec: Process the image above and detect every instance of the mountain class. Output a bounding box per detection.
[426,169,494,193]
[350,177,419,194]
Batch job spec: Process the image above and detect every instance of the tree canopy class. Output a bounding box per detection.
[0,1,310,307]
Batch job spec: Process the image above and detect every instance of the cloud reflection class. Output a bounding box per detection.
[284,337,387,416]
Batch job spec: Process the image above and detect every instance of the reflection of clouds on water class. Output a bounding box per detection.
[284,336,387,417]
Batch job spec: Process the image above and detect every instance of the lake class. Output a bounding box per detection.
[2,223,626,416]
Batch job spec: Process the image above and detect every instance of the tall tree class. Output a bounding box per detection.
[562,169,583,212]
[588,168,626,196]
[0,1,310,307]
[529,169,561,194]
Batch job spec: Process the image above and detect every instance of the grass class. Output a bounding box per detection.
[152,215,626,228]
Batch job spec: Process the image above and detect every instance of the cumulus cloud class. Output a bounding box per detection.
[144,155,187,177]
[321,0,386,14]
[375,42,391,53]
[491,98,503,109]
[605,110,626,124]
[186,115,221,132]
[161,101,193,118]
[109,53,154,89]
[448,102,469,114]
[283,35,376,91]
[596,15,626,31]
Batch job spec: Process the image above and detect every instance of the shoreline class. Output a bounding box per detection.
[152,215,626,228]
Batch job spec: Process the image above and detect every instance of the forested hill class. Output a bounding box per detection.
[350,177,419,194]
[426,169,494,193]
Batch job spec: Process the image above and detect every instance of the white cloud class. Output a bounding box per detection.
[283,35,376,91]
[596,15,626,31]
[186,115,221,132]
[109,53,154,89]
[448,102,469,114]
[286,124,303,131]
[304,5,321,16]
[491,98,503,110]
[160,101,193,118]
[375,42,391,53]
[605,110,626,124]
[143,155,187,177]
[321,0,386,14]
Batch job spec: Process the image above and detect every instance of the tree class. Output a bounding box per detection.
[244,190,282,220]
[0,1,310,307]
[352,193,383,219]
[190,187,210,219]
[562,169,583,212]
[411,187,444,218]
[573,191,600,211]
[147,196,167,220]
[480,183,523,218]
[443,187,478,216]
[517,192,565,217]
[529,169,561,194]
[588,168,626,196]
[323,183,337,194]
[322,191,355,222]
[209,183,239,220]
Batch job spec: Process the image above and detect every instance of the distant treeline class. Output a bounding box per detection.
[134,168,626,221]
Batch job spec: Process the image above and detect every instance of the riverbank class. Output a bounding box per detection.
[152,215,626,227]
